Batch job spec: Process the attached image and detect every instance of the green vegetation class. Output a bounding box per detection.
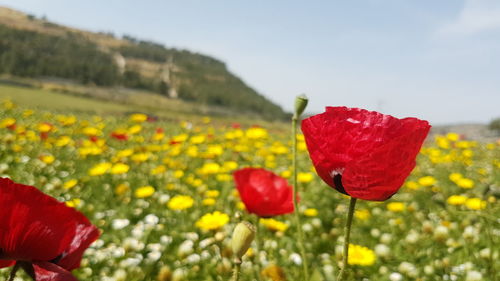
[489,118,500,134]
[0,23,288,120]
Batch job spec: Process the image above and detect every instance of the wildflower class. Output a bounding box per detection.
[447,195,467,205]
[297,172,314,183]
[301,107,430,201]
[88,162,112,176]
[202,198,216,206]
[65,198,82,208]
[134,186,155,198]
[347,244,376,266]
[260,218,289,232]
[111,163,130,175]
[205,190,220,198]
[199,162,221,175]
[465,198,487,210]
[405,181,419,190]
[418,176,436,187]
[129,113,148,122]
[456,178,474,189]
[168,195,194,210]
[115,183,130,196]
[40,154,55,164]
[304,208,318,217]
[234,168,295,217]
[195,211,229,231]
[354,209,371,220]
[245,127,268,139]
[0,178,99,280]
[386,202,405,212]
[63,179,78,190]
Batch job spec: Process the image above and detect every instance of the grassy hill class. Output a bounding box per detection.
[0,6,288,120]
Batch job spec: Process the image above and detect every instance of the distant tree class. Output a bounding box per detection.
[489,118,500,134]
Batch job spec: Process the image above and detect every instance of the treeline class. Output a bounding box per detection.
[0,25,119,85]
[0,24,288,120]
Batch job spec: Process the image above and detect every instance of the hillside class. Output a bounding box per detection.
[0,6,288,120]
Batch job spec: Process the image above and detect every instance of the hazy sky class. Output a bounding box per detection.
[0,0,499,125]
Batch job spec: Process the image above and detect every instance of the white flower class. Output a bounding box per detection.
[144,214,159,225]
[289,253,302,265]
[389,272,403,281]
[465,271,482,281]
[112,219,130,230]
[375,244,390,258]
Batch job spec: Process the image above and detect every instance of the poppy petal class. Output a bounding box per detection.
[0,260,15,268]
[342,121,430,200]
[234,168,295,217]
[33,262,78,281]
[0,178,77,261]
[56,213,100,271]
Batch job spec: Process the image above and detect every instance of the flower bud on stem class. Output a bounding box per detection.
[230,221,256,281]
[292,94,309,280]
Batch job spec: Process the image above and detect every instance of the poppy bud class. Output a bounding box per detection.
[231,221,256,263]
[294,94,308,118]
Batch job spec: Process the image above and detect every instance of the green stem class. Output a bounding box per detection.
[292,115,309,281]
[7,263,20,281]
[231,262,241,281]
[337,197,357,281]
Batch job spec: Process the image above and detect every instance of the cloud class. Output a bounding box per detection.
[438,0,500,35]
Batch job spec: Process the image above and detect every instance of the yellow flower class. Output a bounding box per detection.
[40,155,55,164]
[387,202,405,212]
[261,264,286,281]
[115,183,130,196]
[151,165,166,175]
[347,244,376,266]
[0,117,16,128]
[449,173,463,182]
[63,179,78,190]
[222,161,238,171]
[245,127,268,139]
[354,209,371,220]
[88,162,112,176]
[280,170,292,178]
[131,153,150,163]
[202,198,216,206]
[405,181,420,190]
[260,218,288,232]
[447,195,467,206]
[418,176,436,187]
[111,163,130,175]
[297,172,314,183]
[116,149,134,158]
[465,198,487,210]
[456,178,474,189]
[130,113,148,122]
[190,134,206,144]
[134,186,155,198]
[205,190,220,198]
[195,211,229,231]
[65,198,82,208]
[304,208,318,217]
[446,132,460,141]
[128,125,142,134]
[82,127,100,136]
[199,162,221,175]
[173,170,184,178]
[168,195,194,210]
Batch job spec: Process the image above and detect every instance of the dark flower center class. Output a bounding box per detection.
[333,174,348,195]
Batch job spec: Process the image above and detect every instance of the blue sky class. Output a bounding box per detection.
[0,0,499,124]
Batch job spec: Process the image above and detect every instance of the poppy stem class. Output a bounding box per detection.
[338,197,357,281]
[292,114,309,281]
[7,262,20,281]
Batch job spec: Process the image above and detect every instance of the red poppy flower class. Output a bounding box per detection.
[301,107,430,201]
[110,131,129,141]
[0,178,99,281]
[233,168,295,217]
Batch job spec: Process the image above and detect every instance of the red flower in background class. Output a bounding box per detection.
[110,131,129,141]
[233,168,295,217]
[0,178,99,281]
[301,107,430,201]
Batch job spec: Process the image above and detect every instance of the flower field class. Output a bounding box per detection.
[0,100,498,281]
